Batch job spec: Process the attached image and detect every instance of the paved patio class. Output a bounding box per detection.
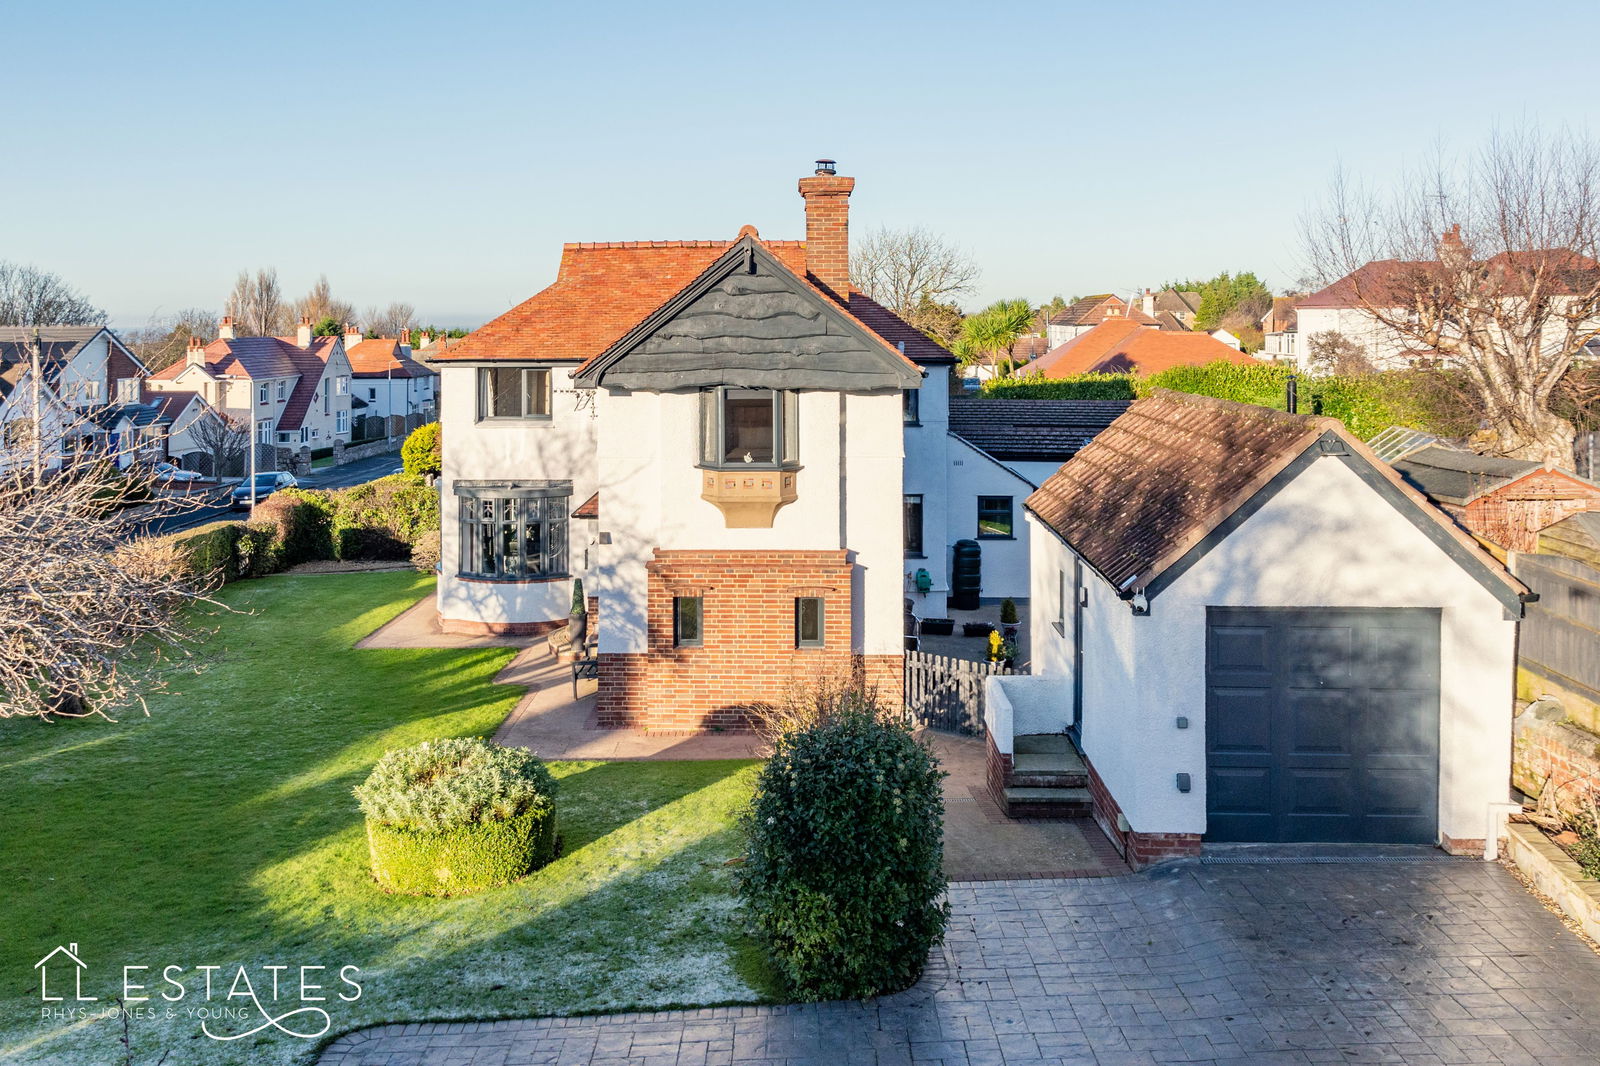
[320,858,1600,1065]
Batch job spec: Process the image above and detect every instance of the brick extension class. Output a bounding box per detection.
[595,548,902,730]
[1085,758,1200,869]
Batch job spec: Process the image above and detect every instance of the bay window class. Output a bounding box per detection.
[456,481,570,580]
[698,387,798,469]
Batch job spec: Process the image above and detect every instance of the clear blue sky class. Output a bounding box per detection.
[9,1,1594,329]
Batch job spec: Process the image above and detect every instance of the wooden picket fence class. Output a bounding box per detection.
[903,650,1013,736]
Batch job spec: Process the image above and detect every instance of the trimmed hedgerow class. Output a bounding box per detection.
[738,700,948,1000]
[236,522,280,578]
[253,488,336,566]
[354,738,558,896]
[172,521,244,583]
[328,474,439,559]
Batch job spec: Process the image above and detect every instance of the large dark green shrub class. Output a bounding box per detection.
[354,737,559,896]
[402,422,442,479]
[738,700,948,1000]
[173,521,244,583]
[253,488,335,566]
[335,524,411,561]
[236,522,280,578]
[328,474,439,559]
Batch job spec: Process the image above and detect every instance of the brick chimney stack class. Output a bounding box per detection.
[185,335,205,368]
[344,323,363,351]
[798,159,855,302]
[219,316,236,340]
[296,315,313,348]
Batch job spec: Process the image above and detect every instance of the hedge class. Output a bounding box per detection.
[978,360,1467,441]
[738,701,948,1000]
[364,808,558,896]
[172,521,245,584]
[251,489,335,567]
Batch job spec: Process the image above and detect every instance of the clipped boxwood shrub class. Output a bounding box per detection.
[738,701,948,1000]
[354,738,558,896]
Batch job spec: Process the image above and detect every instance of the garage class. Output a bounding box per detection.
[1205,607,1441,844]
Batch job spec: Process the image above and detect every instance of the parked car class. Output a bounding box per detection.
[153,461,204,483]
[229,471,297,509]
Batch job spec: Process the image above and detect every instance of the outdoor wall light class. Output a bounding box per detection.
[1175,716,1189,729]
[1176,773,1192,793]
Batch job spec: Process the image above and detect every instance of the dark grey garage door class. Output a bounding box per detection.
[1205,607,1440,844]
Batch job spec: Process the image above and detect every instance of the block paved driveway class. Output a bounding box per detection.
[320,859,1600,1065]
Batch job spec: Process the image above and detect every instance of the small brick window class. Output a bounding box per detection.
[977,495,1013,538]
[795,596,825,648]
[673,596,703,647]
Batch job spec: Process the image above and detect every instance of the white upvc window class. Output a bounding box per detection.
[256,419,271,443]
[117,378,140,403]
[336,410,349,434]
[277,380,286,401]
[258,383,269,405]
[335,376,349,395]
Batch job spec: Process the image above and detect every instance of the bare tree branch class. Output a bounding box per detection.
[223,268,290,337]
[0,262,104,326]
[850,226,978,339]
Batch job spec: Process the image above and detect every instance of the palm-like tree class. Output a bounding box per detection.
[954,298,1037,371]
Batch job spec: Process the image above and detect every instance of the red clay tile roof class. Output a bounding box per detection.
[149,336,300,381]
[346,338,433,378]
[432,233,948,370]
[1301,251,1600,309]
[1025,390,1524,599]
[572,492,599,519]
[1033,320,1262,377]
[277,337,340,431]
[1047,295,1156,328]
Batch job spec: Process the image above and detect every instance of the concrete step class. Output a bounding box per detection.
[1009,747,1087,789]
[1001,785,1093,820]
[1015,733,1075,756]
[1009,769,1088,789]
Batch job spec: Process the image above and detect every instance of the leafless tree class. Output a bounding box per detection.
[850,226,978,338]
[224,268,290,337]
[0,412,214,721]
[0,262,104,326]
[1304,127,1600,462]
[1305,330,1376,376]
[124,308,218,372]
[295,274,356,330]
[362,301,416,338]
[187,410,249,479]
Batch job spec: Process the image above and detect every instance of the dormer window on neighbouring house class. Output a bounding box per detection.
[698,387,798,469]
[477,367,552,421]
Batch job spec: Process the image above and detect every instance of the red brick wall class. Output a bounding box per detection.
[439,616,566,637]
[1085,758,1200,869]
[106,338,143,399]
[1514,709,1600,820]
[985,732,1013,807]
[596,549,899,730]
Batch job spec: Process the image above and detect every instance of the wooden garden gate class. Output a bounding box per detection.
[903,650,1013,735]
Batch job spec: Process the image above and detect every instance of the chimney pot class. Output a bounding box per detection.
[815,158,836,175]
[401,328,411,346]
[296,316,313,348]
[219,316,235,340]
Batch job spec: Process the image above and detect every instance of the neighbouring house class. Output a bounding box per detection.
[991,390,1529,866]
[429,161,934,727]
[1044,295,1157,347]
[1260,296,1300,360]
[0,326,149,470]
[1031,318,1262,377]
[902,396,1128,618]
[343,327,439,441]
[146,316,354,459]
[1208,328,1242,350]
[146,390,225,470]
[1295,229,1600,371]
[1393,444,1600,552]
[1138,288,1202,328]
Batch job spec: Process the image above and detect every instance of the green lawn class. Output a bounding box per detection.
[1,572,770,1066]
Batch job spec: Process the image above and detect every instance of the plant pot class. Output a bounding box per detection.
[962,622,995,638]
[568,611,589,649]
[1002,624,1019,641]
[919,618,955,636]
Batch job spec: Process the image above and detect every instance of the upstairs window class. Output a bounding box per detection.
[699,387,798,469]
[258,383,269,406]
[335,376,349,395]
[903,388,920,425]
[904,494,924,556]
[478,367,551,421]
[276,380,286,402]
[116,378,140,403]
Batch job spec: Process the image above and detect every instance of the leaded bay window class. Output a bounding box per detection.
[456,481,570,579]
[477,367,552,421]
[698,387,798,469]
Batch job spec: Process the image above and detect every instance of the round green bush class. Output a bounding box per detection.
[354,738,557,896]
[738,702,948,1000]
[401,422,441,479]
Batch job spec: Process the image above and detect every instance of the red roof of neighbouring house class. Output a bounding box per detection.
[276,336,340,431]
[346,338,433,378]
[1302,250,1600,309]
[1032,319,1262,377]
[430,233,950,369]
[1047,294,1157,328]
[148,336,304,381]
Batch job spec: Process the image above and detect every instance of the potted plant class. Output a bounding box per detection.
[569,578,588,649]
[355,738,559,896]
[1000,597,1019,640]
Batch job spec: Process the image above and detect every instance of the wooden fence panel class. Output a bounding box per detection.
[903,650,1013,735]
[1516,552,1600,703]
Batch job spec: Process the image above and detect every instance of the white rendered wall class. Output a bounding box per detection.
[437,363,600,627]
[945,435,1034,606]
[902,371,951,616]
[1072,455,1516,844]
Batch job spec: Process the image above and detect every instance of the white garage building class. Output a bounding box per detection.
[998,390,1531,867]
